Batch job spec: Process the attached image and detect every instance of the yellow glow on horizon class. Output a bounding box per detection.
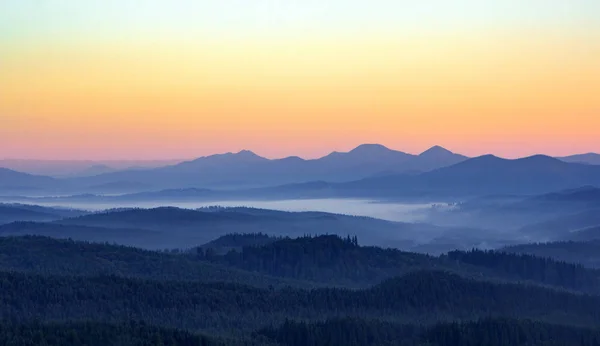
[1,30,599,159]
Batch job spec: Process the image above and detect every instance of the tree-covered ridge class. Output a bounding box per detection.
[257,318,420,346]
[0,321,229,346]
[446,249,600,293]
[0,235,311,289]
[260,318,600,346]
[2,269,600,332]
[0,204,87,225]
[4,234,600,294]
[5,317,600,346]
[199,233,282,255]
[3,234,600,343]
[198,235,442,287]
[502,240,600,268]
[196,234,600,293]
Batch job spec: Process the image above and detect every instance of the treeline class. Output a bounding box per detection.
[2,270,600,332]
[260,318,600,346]
[199,233,282,255]
[446,249,600,293]
[4,235,600,294]
[5,234,600,344]
[196,234,600,293]
[3,235,600,294]
[502,240,600,269]
[197,235,441,286]
[0,236,305,289]
[5,318,600,346]
[0,321,228,346]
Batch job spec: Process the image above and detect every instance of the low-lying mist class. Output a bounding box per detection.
[6,198,437,223]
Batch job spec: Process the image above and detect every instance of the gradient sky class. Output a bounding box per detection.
[1,1,599,160]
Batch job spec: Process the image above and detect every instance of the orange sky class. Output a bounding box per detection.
[1,1,599,160]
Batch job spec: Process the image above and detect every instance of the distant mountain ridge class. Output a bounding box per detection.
[0,205,485,251]
[66,144,468,191]
[0,168,59,194]
[0,204,89,226]
[333,154,600,198]
[557,153,600,165]
[3,146,600,197]
[6,155,600,203]
[0,159,184,177]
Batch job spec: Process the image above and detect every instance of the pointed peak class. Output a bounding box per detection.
[235,149,263,158]
[419,145,453,156]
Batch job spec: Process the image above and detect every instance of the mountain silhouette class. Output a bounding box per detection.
[314,144,413,166]
[330,154,600,198]
[177,150,268,167]
[0,204,86,225]
[0,168,58,193]
[403,145,468,171]
[70,144,468,191]
[407,154,600,195]
[558,153,600,165]
[50,206,454,249]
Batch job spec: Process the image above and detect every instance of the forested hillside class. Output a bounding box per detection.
[260,318,600,346]
[2,269,600,332]
[446,249,600,293]
[2,234,600,344]
[503,240,600,268]
[0,236,311,288]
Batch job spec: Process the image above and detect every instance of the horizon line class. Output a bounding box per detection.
[1,144,598,163]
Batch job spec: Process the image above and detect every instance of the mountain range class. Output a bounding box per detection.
[1,145,600,198]
[242,154,600,199]
[66,144,467,190]
[0,159,183,177]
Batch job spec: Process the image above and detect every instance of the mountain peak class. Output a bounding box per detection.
[235,150,265,159]
[182,150,267,166]
[419,145,453,157]
[517,154,565,165]
[349,144,393,154]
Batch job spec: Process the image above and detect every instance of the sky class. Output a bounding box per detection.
[1,1,599,160]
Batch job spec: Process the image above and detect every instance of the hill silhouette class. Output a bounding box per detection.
[0,204,87,225]
[558,153,600,165]
[0,167,58,193]
[52,206,463,250]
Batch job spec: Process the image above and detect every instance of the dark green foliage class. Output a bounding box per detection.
[4,234,600,293]
[201,233,280,248]
[258,318,420,346]
[198,233,282,255]
[198,234,600,293]
[423,318,600,346]
[260,318,600,346]
[503,240,600,268]
[0,236,310,289]
[0,321,223,346]
[199,235,441,287]
[5,234,600,344]
[446,249,600,293]
[2,269,600,332]
[0,204,86,225]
